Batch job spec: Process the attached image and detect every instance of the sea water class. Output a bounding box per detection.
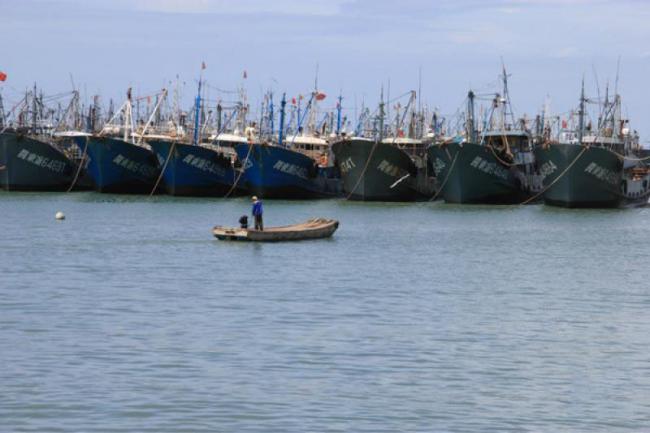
[1,192,649,432]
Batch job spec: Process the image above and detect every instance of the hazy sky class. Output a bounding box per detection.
[2,0,650,138]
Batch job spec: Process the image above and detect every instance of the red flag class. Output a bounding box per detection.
[0,71,6,82]
[315,92,326,101]
[201,61,206,70]
[243,70,247,79]
[291,97,297,105]
[561,119,568,129]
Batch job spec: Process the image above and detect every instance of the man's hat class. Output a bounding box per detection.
[252,196,258,201]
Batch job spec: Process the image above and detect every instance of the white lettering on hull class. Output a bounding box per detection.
[339,157,356,174]
[433,157,447,175]
[469,156,509,180]
[182,154,227,177]
[16,148,67,174]
[584,162,618,186]
[112,154,156,177]
[273,160,308,179]
[377,159,408,178]
[538,160,558,181]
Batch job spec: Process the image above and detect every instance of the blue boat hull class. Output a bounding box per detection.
[234,143,340,199]
[74,136,160,194]
[148,139,244,196]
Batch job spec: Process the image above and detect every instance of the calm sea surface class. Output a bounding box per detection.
[1,192,650,432]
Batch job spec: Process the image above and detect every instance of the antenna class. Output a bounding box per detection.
[614,55,621,96]
[578,77,585,145]
[69,73,76,92]
[418,65,422,113]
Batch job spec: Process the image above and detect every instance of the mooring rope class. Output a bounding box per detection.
[66,136,88,193]
[345,139,380,200]
[428,146,460,202]
[224,141,254,198]
[608,148,650,162]
[149,141,176,197]
[519,145,589,205]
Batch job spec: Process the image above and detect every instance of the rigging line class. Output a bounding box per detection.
[0,95,28,134]
[386,90,414,105]
[224,142,253,198]
[66,136,88,193]
[487,138,516,167]
[519,145,589,205]
[607,148,650,162]
[149,141,175,197]
[345,139,380,200]
[428,145,460,202]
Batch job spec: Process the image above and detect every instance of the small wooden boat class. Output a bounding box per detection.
[212,218,339,242]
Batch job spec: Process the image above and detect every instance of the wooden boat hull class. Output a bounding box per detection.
[213,218,339,242]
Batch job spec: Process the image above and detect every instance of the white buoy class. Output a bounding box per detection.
[55,211,65,220]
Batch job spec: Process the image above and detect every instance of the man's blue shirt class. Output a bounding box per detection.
[252,201,263,216]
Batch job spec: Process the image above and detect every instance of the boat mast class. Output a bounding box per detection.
[466,90,476,143]
[216,103,222,134]
[124,88,133,142]
[278,93,286,147]
[336,94,342,135]
[193,75,202,145]
[32,83,38,133]
[268,91,274,138]
[500,65,517,129]
[378,87,385,141]
[0,91,5,128]
[577,79,585,145]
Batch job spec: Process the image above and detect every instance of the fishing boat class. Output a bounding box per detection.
[212,218,339,242]
[234,91,341,199]
[534,81,650,208]
[332,90,434,201]
[0,131,78,191]
[0,88,89,191]
[147,79,244,197]
[427,69,540,204]
[74,88,161,194]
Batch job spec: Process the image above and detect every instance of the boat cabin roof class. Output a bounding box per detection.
[215,133,249,143]
[481,130,529,138]
[381,137,422,145]
[52,131,92,137]
[286,135,328,145]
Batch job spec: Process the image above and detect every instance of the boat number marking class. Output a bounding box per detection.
[339,157,356,174]
[470,156,508,180]
[16,149,67,173]
[377,159,407,178]
[584,162,618,185]
[112,154,156,177]
[273,160,308,179]
[538,160,558,181]
[182,154,226,176]
[433,157,446,175]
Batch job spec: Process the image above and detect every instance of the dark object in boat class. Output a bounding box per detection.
[239,215,248,229]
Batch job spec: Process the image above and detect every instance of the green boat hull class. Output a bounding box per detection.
[332,138,430,201]
[534,143,649,208]
[428,141,533,204]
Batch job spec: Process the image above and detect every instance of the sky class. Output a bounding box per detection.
[2,0,650,139]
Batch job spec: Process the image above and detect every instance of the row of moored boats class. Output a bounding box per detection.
[1,69,649,208]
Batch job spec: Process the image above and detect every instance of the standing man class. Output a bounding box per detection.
[251,196,263,231]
